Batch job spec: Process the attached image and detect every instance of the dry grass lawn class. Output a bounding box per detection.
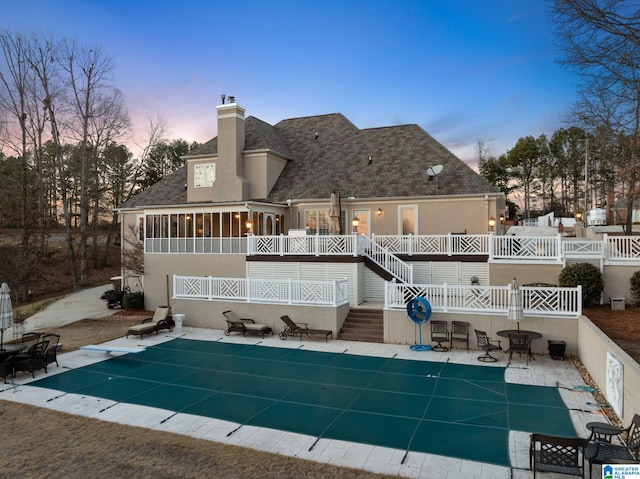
[0,315,396,478]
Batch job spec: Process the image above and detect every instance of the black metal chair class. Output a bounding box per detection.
[508,333,532,365]
[450,321,469,350]
[586,414,640,478]
[13,340,49,379]
[0,354,14,384]
[474,329,502,362]
[21,332,41,350]
[430,320,449,351]
[42,333,61,369]
[530,433,588,478]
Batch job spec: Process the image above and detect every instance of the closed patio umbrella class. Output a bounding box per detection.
[329,192,341,235]
[508,278,524,331]
[0,282,12,349]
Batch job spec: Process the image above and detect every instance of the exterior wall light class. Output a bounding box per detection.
[352,216,359,233]
[376,208,383,216]
[488,216,496,232]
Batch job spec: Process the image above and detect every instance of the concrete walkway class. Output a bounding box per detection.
[21,284,115,332]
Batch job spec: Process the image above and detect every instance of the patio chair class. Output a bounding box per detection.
[126,306,173,339]
[430,320,449,351]
[508,333,532,366]
[474,329,502,362]
[13,339,49,378]
[586,414,640,478]
[0,354,14,384]
[41,333,61,369]
[21,332,41,350]
[223,310,273,338]
[529,433,588,478]
[279,315,332,342]
[450,321,469,350]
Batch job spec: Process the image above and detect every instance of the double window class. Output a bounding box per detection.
[305,209,344,235]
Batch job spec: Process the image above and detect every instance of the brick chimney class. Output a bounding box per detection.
[213,100,249,201]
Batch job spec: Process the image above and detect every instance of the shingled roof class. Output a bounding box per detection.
[119,111,498,209]
[267,113,498,202]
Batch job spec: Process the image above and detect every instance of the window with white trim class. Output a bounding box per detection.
[194,163,215,187]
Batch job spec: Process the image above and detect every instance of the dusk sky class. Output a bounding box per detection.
[3,0,579,165]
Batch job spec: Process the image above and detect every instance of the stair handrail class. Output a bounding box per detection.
[358,235,413,283]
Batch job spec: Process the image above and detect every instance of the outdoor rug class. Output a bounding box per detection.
[30,338,577,466]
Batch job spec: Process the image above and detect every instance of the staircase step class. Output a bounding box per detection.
[339,307,384,343]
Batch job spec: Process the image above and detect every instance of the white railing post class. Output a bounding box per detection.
[408,233,413,256]
[556,234,562,262]
[352,233,358,257]
[443,282,448,312]
[602,233,609,261]
[315,233,320,256]
[288,278,293,304]
[488,233,494,260]
[447,233,453,256]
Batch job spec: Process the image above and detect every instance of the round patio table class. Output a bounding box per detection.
[496,329,542,340]
[586,421,620,443]
[0,344,26,356]
[496,329,542,362]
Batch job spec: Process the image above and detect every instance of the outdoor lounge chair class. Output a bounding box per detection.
[529,433,588,478]
[586,414,640,478]
[223,310,273,338]
[474,329,502,362]
[126,307,173,339]
[279,315,332,342]
[430,320,449,351]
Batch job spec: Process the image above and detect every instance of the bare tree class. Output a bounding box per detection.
[122,223,144,277]
[552,0,640,233]
[61,40,121,286]
[83,86,130,269]
[0,31,32,247]
[26,33,81,290]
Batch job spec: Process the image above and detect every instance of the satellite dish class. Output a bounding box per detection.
[426,164,443,177]
[426,164,443,193]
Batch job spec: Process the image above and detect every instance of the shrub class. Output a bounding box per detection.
[630,271,640,306]
[122,292,144,310]
[558,263,603,306]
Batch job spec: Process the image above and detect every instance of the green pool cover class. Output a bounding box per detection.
[31,338,576,466]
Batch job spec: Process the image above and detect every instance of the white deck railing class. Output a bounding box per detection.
[247,233,640,263]
[173,275,349,306]
[248,234,358,256]
[491,235,562,262]
[385,282,582,317]
[608,235,640,260]
[374,234,488,256]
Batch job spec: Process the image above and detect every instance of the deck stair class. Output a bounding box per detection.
[338,308,384,342]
